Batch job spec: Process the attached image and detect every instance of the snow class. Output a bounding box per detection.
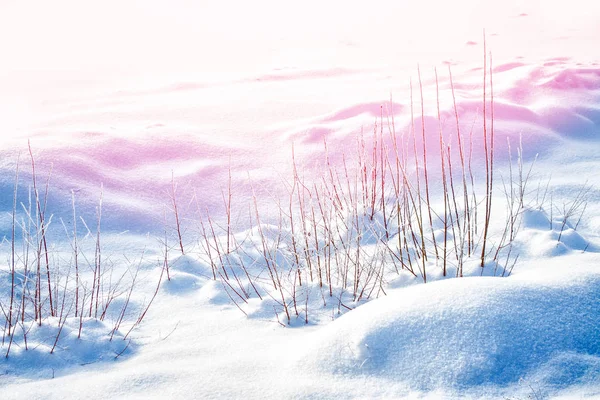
[297,259,600,393]
[1,0,600,399]
[2,317,134,379]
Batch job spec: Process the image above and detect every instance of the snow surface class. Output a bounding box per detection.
[1,1,600,399]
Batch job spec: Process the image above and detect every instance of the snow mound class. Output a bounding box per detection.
[1,317,134,379]
[517,208,599,257]
[161,255,213,295]
[297,264,600,392]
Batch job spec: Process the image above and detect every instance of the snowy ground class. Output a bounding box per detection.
[1,1,600,399]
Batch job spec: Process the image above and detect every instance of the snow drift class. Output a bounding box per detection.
[298,260,600,392]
